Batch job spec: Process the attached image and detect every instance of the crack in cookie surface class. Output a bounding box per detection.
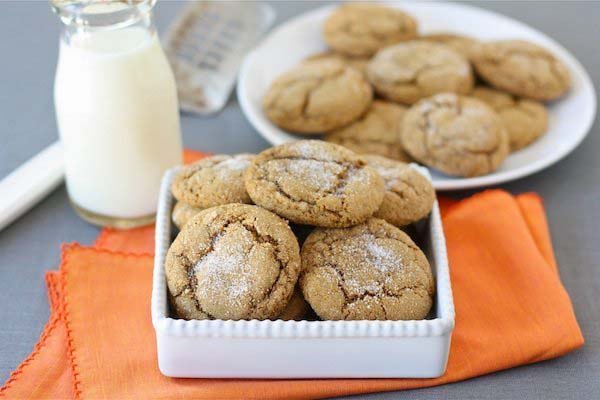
[171,154,254,208]
[165,204,300,320]
[324,3,417,57]
[366,41,473,103]
[402,93,509,177]
[262,60,372,133]
[474,40,570,100]
[245,142,385,227]
[300,218,434,320]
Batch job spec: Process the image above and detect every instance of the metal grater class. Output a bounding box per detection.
[164,1,275,115]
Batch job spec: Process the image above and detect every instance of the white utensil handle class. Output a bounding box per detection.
[0,141,65,231]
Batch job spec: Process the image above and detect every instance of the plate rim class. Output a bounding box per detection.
[237,1,597,191]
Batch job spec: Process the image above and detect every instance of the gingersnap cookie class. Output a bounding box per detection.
[263,59,372,134]
[304,52,369,77]
[165,204,301,320]
[324,100,411,162]
[363,155,435,227]
[300,218,434,320]
[401,93,509,177]
[172,201,203,230]
[279,286,311,321]
[472,40,571,101]
[472,86,549,150]
[421,33,482,61]
[244,140,385,228]
[171,154,254,208]
[366,41,474,105]
[324,3,417,57]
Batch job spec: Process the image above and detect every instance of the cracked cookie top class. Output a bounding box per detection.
[473,40,571,101]
[363,155,435,227]
[421,33,483,62]
[324,100,411,162]
[472,86,548,151]
[401,93,509,177]
[262,59,372,134]
[171,154,254,208]
[165,204,301,320]
[323,3,417,57]
[244,140,385,228]
[300,218,434,320]
[366,41,474,105]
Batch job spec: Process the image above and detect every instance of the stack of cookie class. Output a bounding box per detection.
[165,140,436,322]
[262,2,571,178]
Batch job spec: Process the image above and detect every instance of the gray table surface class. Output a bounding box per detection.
[1,1,599,399]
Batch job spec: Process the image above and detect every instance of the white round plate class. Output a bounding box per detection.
[237,1,596,190]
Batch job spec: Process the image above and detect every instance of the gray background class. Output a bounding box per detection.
[1,1,598,399]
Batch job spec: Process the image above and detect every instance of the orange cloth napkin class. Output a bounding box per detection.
[0,151,584,399]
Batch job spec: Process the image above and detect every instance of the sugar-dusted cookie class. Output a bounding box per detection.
[324,100,411,162]
[324,3,417,57]
[263,60,372,134]
[165,204,301,320]
[401,93,509,177]
[171,154,254,208]
[171,201,203,230]
[472,86,549,150]
[366,41,473,105]
[300,218,434,320]
[473,40,571,101]
[244,140,385,228]
[364,155,435,227]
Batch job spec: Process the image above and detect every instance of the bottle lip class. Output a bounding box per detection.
[51,0,156,29]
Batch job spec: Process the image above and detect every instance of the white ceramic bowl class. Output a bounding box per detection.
[237,1,596,190]
[151,166,454,378]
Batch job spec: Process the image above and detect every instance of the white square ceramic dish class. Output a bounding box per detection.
[151,166,454,378]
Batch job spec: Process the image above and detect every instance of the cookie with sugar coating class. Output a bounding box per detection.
[165,204,301,321]
[473,40,570,101]
[366,41,474,105]
[171,154,254,208]
[363,155,435,227]
[262,60,372,134]
[324,3,418,57]
[401,93,509,177]
[244,140,385,228]
[300,218,434,320]
[325,101,411,162]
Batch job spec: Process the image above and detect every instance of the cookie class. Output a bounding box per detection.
[300,218,434,320]
[279,286,311,321]
[323,3,417,57]
[421,33,482,61]
[473,40,571,101]
[366,41,474,105]
[304,52,369,77]
[263,59,372,134]
[401,93,509,177]
[364,155,435,227]
[472,86,549,150]
[324,100,411,162]
[244,140,385,228]
[172,201,203,230]
[165,204,301,320]
[171,154,254,208]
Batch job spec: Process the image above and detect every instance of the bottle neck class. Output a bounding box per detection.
[52,0,156,45]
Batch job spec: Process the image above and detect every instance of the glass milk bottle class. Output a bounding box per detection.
[52,0,182,228]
